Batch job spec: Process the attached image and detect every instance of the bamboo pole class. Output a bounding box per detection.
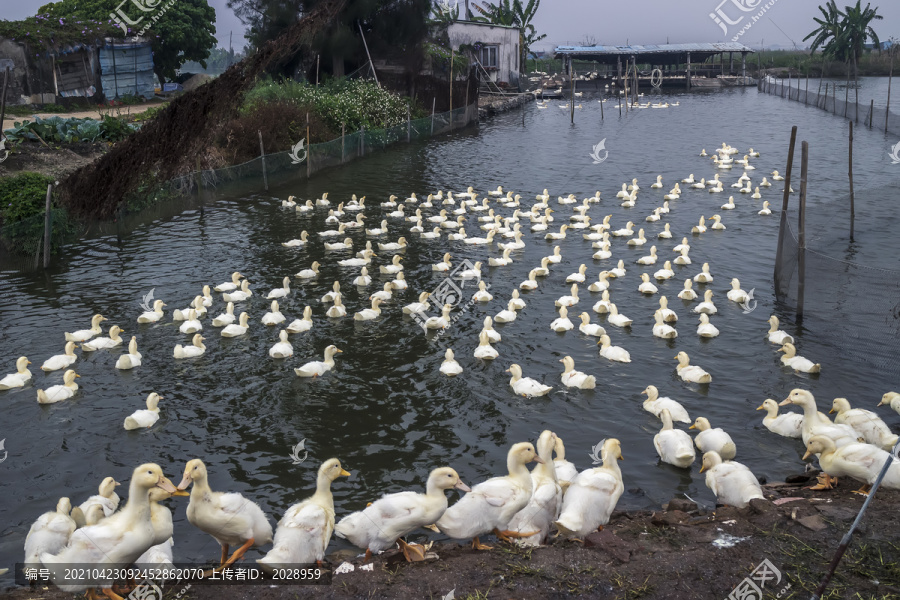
[844,65,850,117]
[258,130,268,191]
[0,67,9,139]
[43,184,52,268]
[570,60,575,124]
[833,82,836,115]
[868,99,874,128]
[805,70,809,105]
[848,120,854,242]
[773,126,798,297]
[358,22,379,87]
[406,105,410,142]
[431,98,435,134]
[886,48,894,132]
[599,88,604,120]
[797,140,808,322]
[306,113,311,178]
[341,122,345,163]
[449,49,454,131]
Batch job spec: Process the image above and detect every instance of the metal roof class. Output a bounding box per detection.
[554,42,754,64]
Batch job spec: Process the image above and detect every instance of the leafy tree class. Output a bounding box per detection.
[39,0,217,84]
[841,0,882,77]
[804,0,847,60]
[472,0,545,71]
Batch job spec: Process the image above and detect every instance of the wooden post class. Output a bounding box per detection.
[599,87,604,119]
[843,66,850,117]
[833,83,836,115]
[773,126,798,297]
[306,113,311,178]
[358,22,379,87]
[618,89,622,117]
[848,120,854,242]
[886,48,894,132]
[868,99,874,128]
[258,130,268,191]
[784,71,789,98]
[431,98,436,134]
[316,54,320,86]
[570,60,575,124]
[816,76,823,108]
[407,105,410,142]
[797,141,808,322]
[0,67,9,138]
[805,71,809,105]
[43,184,52,268]
[341,122,345,163]
[449,48,454,128]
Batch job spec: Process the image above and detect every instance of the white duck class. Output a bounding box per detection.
[690,417,736,459]
[41,343,78,372]
[472,281,493,302]
[566,264,588,283]
[652,311,677,339]
[693,289,717,314]
[474,330,499,360]
[221,313,250,337]
[831,397,899,450]
[222,280,253,302]
[758,200,771,214]
[178,309,202,335]
[81,325,124,351]
[675,351,711,384]
[402,292,431,315]
[354,297,385,321]
[654,260,675,280]
[560,356,596,389]
[353,267,373,286]
[294,261,321,279]
[726,278,749,303]
[174,334,206,358]
[269,330,294,359]
[879,392,900,417]
[325,294,347,318]
[598,335,630,363]
[424,304,453,329]
[678,279,698,300]
[756,398,803,438]
[803,436,900,494]
[137,300,166,323]
[124,393,162,430]
[627,229,647,246]
[440,349,464,376]
[379,255,405,275]
[693,263,714,284]
[436,442,543,549]
[286,306,314,334]
[637,246,658,265]
[608,260,627,278]
[494,300,518,324]
[606,304,632,328]
[36,370,80,404]
[578,312,605,337]
[555,284,580,308]
[550,306,574,332]
[779,343,821,373]
[507,431,562,546]
[115,336,143,370]
[639,273,659,295]
[178,459,273,569]
[0,356,32,389]
[555,439,624,538]
[654,409,696,468]
[295,345,342,377]
[697,313,719,338]
[335,466,467,561]
[282,231,309,247]
[42,465,178,594]
[641,385,690,423]
[266,276,291,300]
[780,389,861,449]
[211,302,236,327]
[257,459,349,569]
[552,437,579,489]
[507,364,553,397]
[588,271,610,292]
[766,315,794,345]
[700,452,764,507]
[657,296,678,322]
[64,314,106,342]
[433,253,452,272]
[214,272,243,293]
[24,497,76,568]
[658,223,673,240]
[480,316,501,343]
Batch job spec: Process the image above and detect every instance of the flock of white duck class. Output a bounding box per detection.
[6,141,900,593]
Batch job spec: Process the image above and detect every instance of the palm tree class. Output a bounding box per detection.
[840,0,882,80]
[473,0,545,70]
[803,0,848,61]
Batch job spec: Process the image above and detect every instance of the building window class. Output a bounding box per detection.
[480,45,499,69]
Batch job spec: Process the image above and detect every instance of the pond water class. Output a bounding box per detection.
[1,85,899,576]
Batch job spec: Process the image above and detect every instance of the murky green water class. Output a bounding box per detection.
[1,85,899,575]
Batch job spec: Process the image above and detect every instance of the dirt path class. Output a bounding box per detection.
[2,101,168,131]
[3,476,899,600]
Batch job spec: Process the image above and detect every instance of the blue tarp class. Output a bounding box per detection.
[99,41,155,99]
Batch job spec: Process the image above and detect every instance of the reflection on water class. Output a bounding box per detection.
[1,86,898,575]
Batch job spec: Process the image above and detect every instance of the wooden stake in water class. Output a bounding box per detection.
[43,184,52,268]
[773,125,797,298]
[407,105,411,142]
[833,83,836,115]
[431,97,436,134]
[848,120,854,241]
[449,48,454,129]
[805,71,809,105]
[886,48,894,132]
[570,61,575,124]
[258,130,268,191]
[797,140,808,322]
[869,99,874,128]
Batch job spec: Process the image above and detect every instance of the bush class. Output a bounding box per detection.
[0,173,78,255]
[0,172,55,225]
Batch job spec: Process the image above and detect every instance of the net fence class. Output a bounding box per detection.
[759,76,900,136]
[774,180,900,375]
[0,102,478,271]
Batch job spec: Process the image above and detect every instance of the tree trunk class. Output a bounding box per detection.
[332,55,345,78]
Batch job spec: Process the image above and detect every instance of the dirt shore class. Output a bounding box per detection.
[3,474,899,600]
[2,102,167,133]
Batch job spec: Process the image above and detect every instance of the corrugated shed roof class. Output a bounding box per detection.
[554,42,754,55]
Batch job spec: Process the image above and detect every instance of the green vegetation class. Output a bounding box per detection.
[0,14,122,50]
[0,172,77,255]
[472,0,547,69]
[804,1,883,80]
[3,116,140,145]
[242,79,420,133]
[38,0,217,84]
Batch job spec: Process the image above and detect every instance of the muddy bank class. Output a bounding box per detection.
[3,476,899,600]
[0,142,107,180]
[478,93,530,118]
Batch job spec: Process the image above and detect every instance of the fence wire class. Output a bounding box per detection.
[774,180,900,375]
[760,76,900,136]
[0,102,479,272]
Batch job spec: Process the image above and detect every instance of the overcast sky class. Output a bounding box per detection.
[5,0,900,51]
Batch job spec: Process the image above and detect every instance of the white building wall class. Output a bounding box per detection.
[447,22,520,87]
